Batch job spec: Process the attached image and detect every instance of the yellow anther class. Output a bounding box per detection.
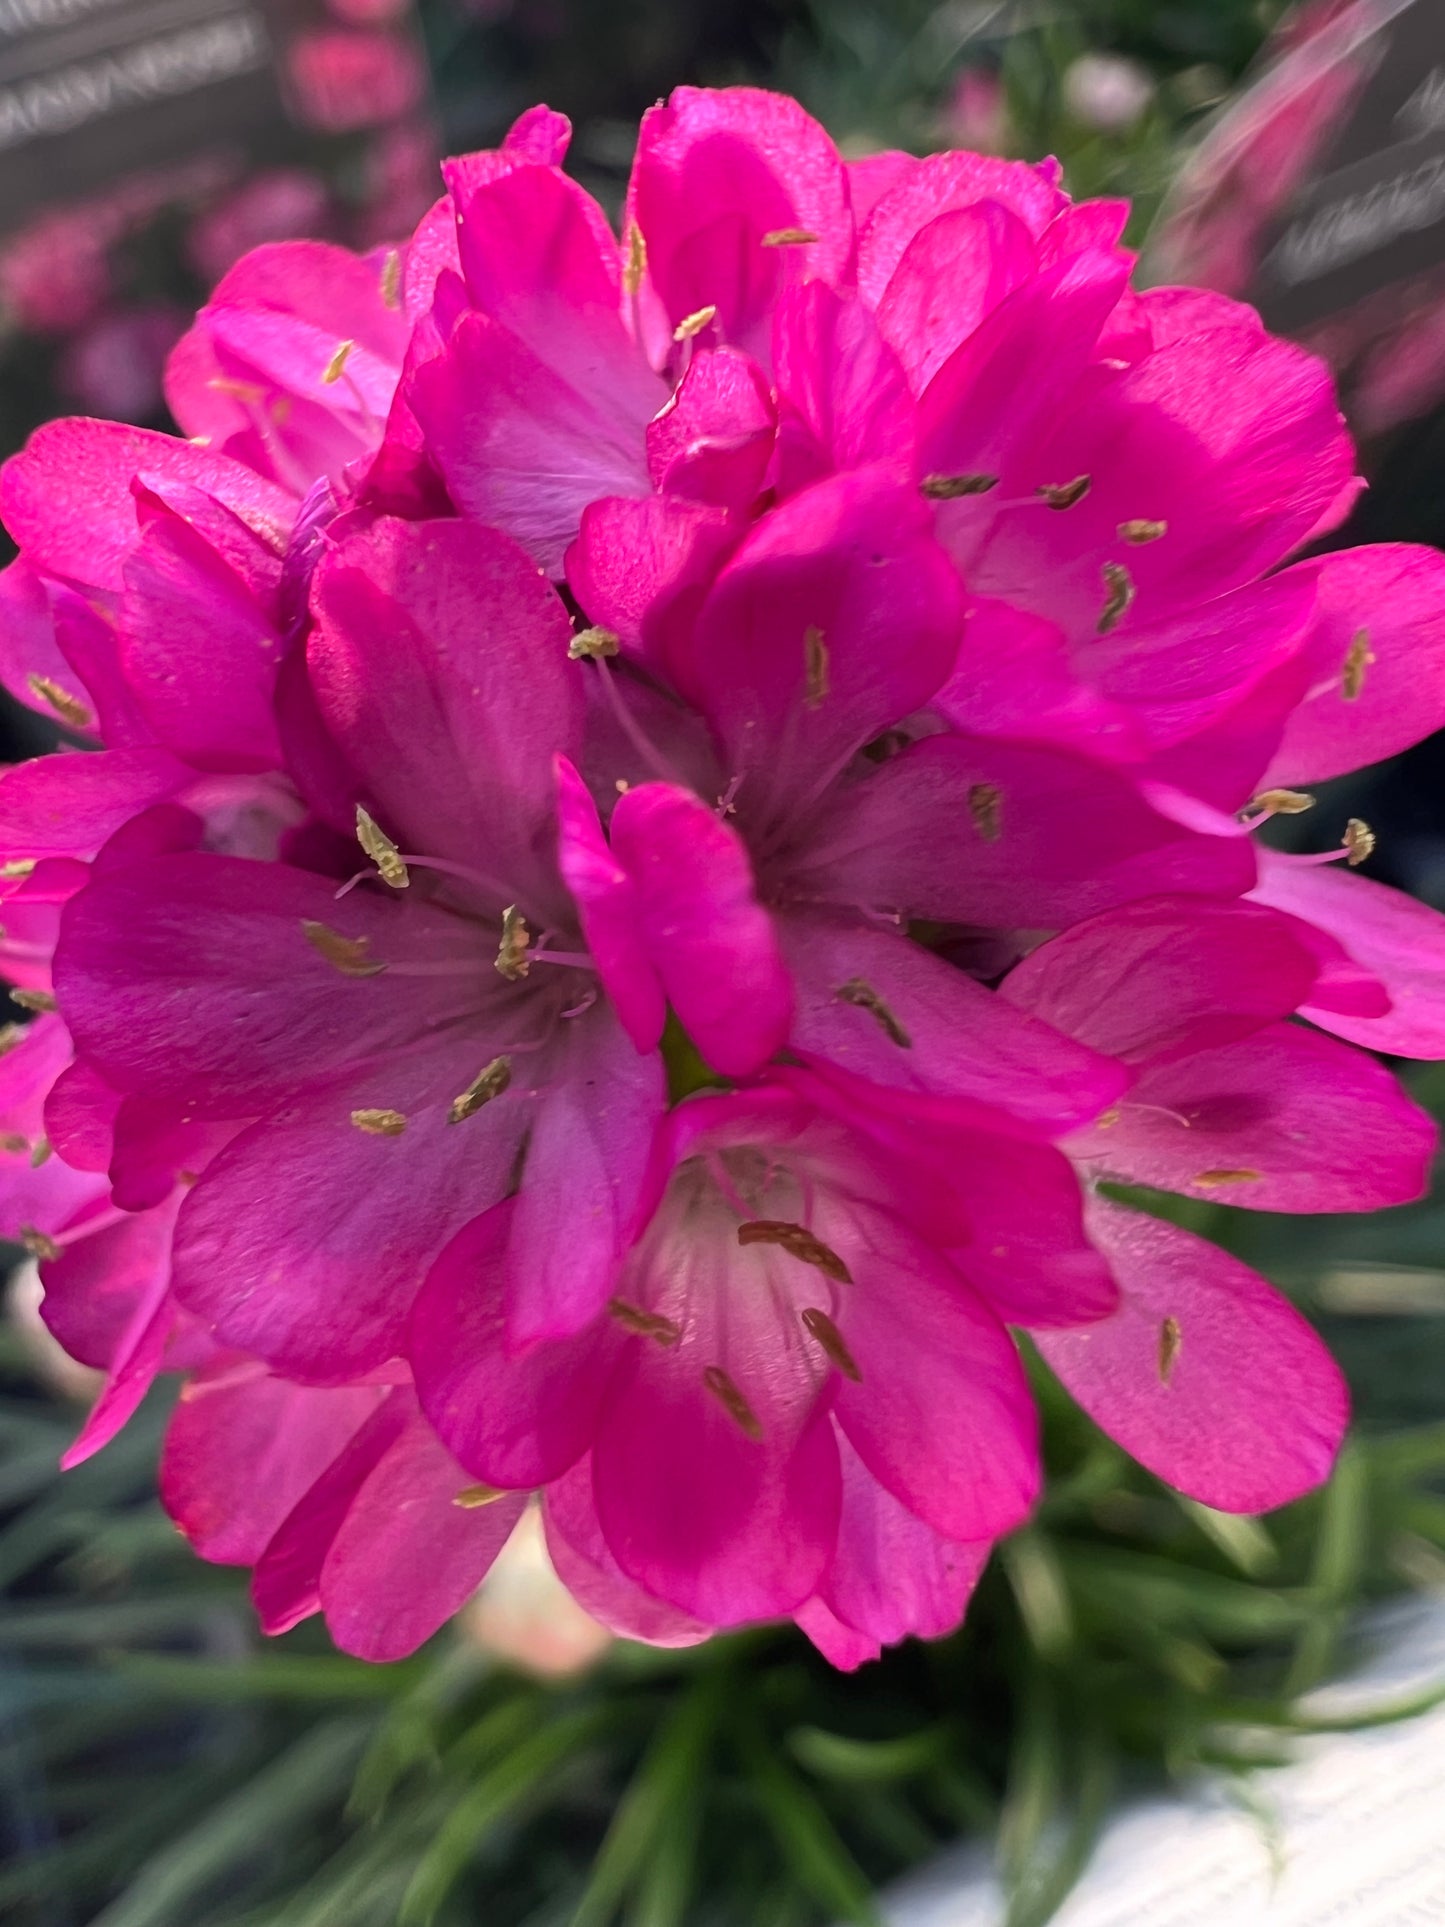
[0,1023,22,1055]
[449,1056,512,1123]
[0,1132,27,1154]
[1343,817,1376,866]
[29,1137,50,1167]
[350,1108,407,1137]
[804,626,829,708]
[761,227,820,246]
[380,249,402,310]
[495,906,531,981]
[1341,628,1374,701]
[835,977,911,1048]
[0,860,36,879]
[1249,789,1316,816]
[920,472,997,499]
[800,1307,862,1382]
[1118,518,1167,543]
[301,920,386,977]
[1098,560,1135,633]
[26,674,92,731]
[1039,475,1091,509]
[623,222,647,297]
[673,304,716,341]
[453,1483,509,1509]
[355,806,409,889]
[702,1365,764,1440]
[967,781,1003,843]
[20,1226,59,1262]
[736,1220,852,1284]
[322,339,355,385]
[608,1298,682,1346]
[1158,1315,1182,1384]
[1191,1169,1262,1188]
[568,625,620,660]
[10,988,56,1012]
[206,376,266,404]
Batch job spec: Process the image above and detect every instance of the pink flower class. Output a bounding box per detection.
[59,305,187,421]
[0,89,1441,1666]
[0,208,113,334]
[188,170,333,286]
[287,28,427,135]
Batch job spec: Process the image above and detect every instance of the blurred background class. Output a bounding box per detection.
[4,3,1445,1924]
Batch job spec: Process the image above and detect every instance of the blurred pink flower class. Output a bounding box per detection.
[59,305,187,421]
[188,170,333,287]
[287,27,427,135]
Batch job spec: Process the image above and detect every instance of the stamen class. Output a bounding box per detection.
[920,473,997,499]
[1158,1315,1182,1384]
[26,674,92,731]
[350,1108,407,1137]
[321,339,355,385]
[453,1483,509,1508]
[449,1056,512,1123]
[20,1226,59,1262]
[702,1365,764,1440]
[1248,788,1316,816]
[967,781,1003,842]
[302,921,386,977]
[569,625,620,660]
[495,906,531,981]
[0,860,36,879]
[608,1298,682,1346]
[1341,628,1373,701]
[1118,518,1167,544]
[737,1219,852,1284]
[379,250,402,310]
[800,1307,862,1381]
[206,376,266,404]
[0,1132,27,1153]
[761,227,820,246]
[836,977,911,1048]
[1343,817,1376,866]
[0,1023,22,1054]
[1038,475,1090,510]
[674,305,716,341]
[1097,561,1135,633]
[804,626,829,708]
[623,222,647,297]
[30,1137,50,1167]
[355,806,409,889]
[10,989,56,1012]
[1190,1169,1262,1188]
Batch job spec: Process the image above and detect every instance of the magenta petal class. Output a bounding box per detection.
[252,1389,411,1636]
[565,494,737,683]
[1258,546,1445,786]
[1253,854,1445,1058]
[646,346,776,509]
[172,1071,527,1380]
[796,734,1256,928]
[555,757,665,1053]
[594,1375,841,1627]
[0,749,191,861]
[320,1414,527,1661]
[610,781,792,1077]
[818,1431,990,1650]
[874,200,1036,392]
[678,467,964,811]
[794,1597,881,1669]
[1038,1201,1348,1512]
[779,911,1124,1132]
[856,150,1062,306]
[772,282,913,488]
[1001,896,1321,1064]
[162,1363,386,1565]
[1073,1020,1436,1213]
[62,1276,173,1468]
[309,516,580,884]
[826,1204,1039,1542]
[0,558,90,728]
[52,1204,176,1466]
[411,1199,623,1487]
[1,418,292,592]
[544,1458,712,1646]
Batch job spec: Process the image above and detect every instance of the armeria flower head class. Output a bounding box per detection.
[0,88,1442,1665]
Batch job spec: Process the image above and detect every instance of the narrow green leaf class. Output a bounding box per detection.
[734,1717,881,1926]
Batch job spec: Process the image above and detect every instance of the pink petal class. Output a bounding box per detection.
[162,1362,386,1565]
[0,558,90,729]
[771,282,913,491]
[308,516,580,887]
[411,1199,623,1486]
[59,1203,177,1467]
[1072,1019,1436,1213]
[1037,1201,1347,1512]
[1253,853,1445,1059]
[0,749,192,860]
[646,346,776,509]
[609,781,793,1078]
[554,757,665,1053]
[1001,896,1321,1064]
[1258,546,1445,787]
[320,1414,527,1661]
[874,200,1036,392]
[544,1458,712,1646]
[856,150,1064,307]
[565,493,737,684]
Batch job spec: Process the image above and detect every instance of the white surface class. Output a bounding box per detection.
[884,1598,1445,1927]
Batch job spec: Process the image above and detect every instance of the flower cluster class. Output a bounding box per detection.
[2,90,1443,1666]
